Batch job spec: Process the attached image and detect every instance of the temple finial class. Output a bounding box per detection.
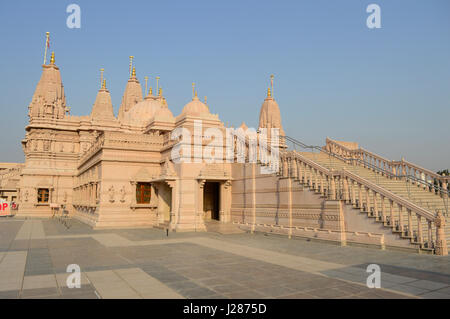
[267,87,271,98]
[192,82,195,99]
[159,87,162,97]
[102,79,106,90]
[156,76,160,93]
[204,96,207,104]
[132,67,136,78]
[149,87,153,96]
[50,52,55,65]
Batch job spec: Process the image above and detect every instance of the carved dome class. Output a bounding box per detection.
[153,105,175,121]
[181,95,210,116]
[124,94,163,126]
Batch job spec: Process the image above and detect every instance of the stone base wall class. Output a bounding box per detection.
[231,163,419,251]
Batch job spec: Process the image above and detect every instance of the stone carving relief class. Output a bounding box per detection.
[108,185,115,203]
[120,186,126,203]
[43,140,50,151]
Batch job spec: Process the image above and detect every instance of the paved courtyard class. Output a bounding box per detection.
[0,217,449,299]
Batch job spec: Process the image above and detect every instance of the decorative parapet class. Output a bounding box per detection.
[325,137,450,197]
[79,131,164,165]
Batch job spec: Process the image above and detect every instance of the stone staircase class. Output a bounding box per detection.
[298,151,450,248]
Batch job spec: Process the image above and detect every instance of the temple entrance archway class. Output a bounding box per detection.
[203,182,220,221]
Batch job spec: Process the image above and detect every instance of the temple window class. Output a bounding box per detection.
[37,188,49,203]
[136,183,151,204]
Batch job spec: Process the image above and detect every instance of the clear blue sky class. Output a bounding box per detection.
[0,0,449,170]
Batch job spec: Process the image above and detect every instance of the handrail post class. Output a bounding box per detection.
[292,158,298,180]
[441,175,448,198]
[330,175,336,200]
[343,176,349,203]
[365,187,371,214]
[380,195,386,224]
[358,184,363,212]
[319,172,324,195]
[427,220,433,249]
[373,192,379,220]
[389,200,394,228]
[351,180,356,206]
[416,214,423,247]
[407,209,413,237]
[314,169,319,192]
[435,211,448,256]
[398,204,404,234]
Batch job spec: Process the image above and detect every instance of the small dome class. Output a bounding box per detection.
[181,95,210,116]
[154,106,174,120]
[124,95,163,126]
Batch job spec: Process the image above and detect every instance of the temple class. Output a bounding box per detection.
[0,50,448,256]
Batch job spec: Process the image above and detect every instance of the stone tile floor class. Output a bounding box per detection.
[0,217,449,299]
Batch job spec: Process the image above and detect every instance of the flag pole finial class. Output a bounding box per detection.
[129,56,134,78]
[43,32,50,65]
[100,68,104,89]
[270,74,274,98]
[144,76,149,96]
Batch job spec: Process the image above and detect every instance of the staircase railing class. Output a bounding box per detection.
[275,149,448,255]
[324,138,450,198]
